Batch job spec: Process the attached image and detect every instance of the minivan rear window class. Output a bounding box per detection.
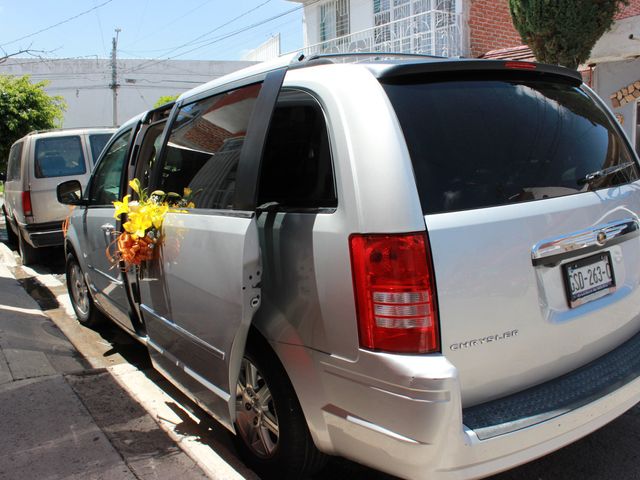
[383,75,640,214]
[34,135,86,178]
[89,133,113,165]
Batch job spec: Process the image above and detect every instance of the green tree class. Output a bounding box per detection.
[153,94,179,108]
[509,0,629,69]
[0,75,66,171]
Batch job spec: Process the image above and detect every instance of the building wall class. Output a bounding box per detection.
[351,0,374,32]
[468,0,520,57]
[302,0,373,48]
[0,58,254,128]
[243,35,281,61]
[617,0,640,19]
[594,56,640,148]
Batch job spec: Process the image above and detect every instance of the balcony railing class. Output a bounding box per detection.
[302,9,461,58]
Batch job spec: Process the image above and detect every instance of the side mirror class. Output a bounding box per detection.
[0,172,5,182]
[57,180,85,205]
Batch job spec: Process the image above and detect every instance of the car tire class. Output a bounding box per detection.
[66,253,104,327]
[3,210,18,247]
[232,335,327,480]
[18,230,39,266]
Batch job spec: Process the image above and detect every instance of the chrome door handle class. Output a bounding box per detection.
[531,218,639,267]
[101,223,115,246]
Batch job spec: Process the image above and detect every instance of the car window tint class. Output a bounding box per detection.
[89,134,113,165]
[34,136,86,178]
[383,75,640,214]
[7,142,23,181]
[258,89,337,209]
[158,83,262,209]
[89,130,131,205]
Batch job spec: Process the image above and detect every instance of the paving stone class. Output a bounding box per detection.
[68,371,209,480]
[0,375,136,480]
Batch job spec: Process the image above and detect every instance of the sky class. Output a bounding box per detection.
[0,0,304,62]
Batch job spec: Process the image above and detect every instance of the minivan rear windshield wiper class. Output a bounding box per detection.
[577,161,637,186]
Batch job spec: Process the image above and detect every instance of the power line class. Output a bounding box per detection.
[123,0,217,49]
[122,0,278,74]
[123,1,312,75]
[0,0,116,48]
[92,0,108,57]
[0,55,103,67]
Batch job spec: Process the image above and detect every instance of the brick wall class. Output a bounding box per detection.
[617,0,640,19]
[469,0,522,57]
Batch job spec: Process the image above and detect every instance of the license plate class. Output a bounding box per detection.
[562,253,616,308]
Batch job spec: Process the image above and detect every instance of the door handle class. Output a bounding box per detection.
[101,223,116,246]
[531,218,639,267]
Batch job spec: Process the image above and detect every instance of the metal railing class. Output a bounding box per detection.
[301,9,461,58]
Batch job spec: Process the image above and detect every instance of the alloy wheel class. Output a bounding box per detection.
[69,261,89,316]
[235,357,280,458]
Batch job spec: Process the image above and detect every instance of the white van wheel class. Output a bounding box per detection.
[3,211,17,247]
[18,231,38,266]
[233,336,326,479]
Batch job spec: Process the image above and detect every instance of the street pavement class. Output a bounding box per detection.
[0,256,211,480]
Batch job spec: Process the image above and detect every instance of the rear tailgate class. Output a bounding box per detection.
[382,63,640,407]
[29,134,91,224]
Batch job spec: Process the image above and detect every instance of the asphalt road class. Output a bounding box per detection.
[2,217,640,480]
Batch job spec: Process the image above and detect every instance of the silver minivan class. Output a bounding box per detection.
[58,54,640,479]
[3,127,115,264]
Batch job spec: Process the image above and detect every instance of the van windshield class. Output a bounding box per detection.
[383,75,640,214]
[34,135,86,178]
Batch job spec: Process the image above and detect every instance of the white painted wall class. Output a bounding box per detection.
[0,58,255,128]
[351,0,374,32]
[297,0,373,47]
[594,57,640,150]
[243,35,281,61]
[591,16,640,64]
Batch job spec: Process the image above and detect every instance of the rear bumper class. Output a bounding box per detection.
[20,221,64,248]
[277,330,640,480]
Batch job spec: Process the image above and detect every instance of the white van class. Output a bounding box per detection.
[2,127,115,264]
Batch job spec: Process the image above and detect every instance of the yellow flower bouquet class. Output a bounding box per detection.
[110,179,193,268]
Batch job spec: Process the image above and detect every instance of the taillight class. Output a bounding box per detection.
[349,232,439,354]
[504,61,537,70]
[22,191,33,217]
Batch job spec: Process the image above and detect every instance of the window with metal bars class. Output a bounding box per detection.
[319,0,350,42]
[373,0,456,55]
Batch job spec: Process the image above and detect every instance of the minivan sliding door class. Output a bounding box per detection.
[138,70,285,429]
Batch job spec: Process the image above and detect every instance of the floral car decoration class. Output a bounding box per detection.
[110,179,195,268]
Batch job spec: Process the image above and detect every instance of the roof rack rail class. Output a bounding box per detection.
[289,51,446,69]
[26,126,116,136]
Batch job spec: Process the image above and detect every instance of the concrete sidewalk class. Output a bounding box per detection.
[0,260,209,480]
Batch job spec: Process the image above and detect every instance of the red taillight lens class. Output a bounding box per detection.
[349,233,439,354]
[22,191,33,217]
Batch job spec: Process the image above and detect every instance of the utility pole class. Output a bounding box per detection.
[110,28,121,127]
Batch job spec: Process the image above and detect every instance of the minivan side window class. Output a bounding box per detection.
[156,83,262,210]
[34,136,86,178]
[258,89,337,209]
[89,130,132,206]
[6,142,23,181]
